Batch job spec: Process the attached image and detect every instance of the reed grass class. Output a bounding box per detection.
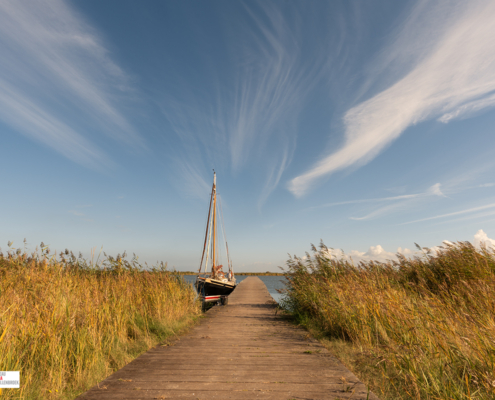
[281,241,495,400]
[0,241,200,399]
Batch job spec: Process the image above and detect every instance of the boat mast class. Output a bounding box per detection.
[212,171,217,271]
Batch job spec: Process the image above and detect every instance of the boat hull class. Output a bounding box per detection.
[196,277,236,297]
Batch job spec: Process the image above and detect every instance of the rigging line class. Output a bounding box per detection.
[198,186,214,273]
[215,201,223,268]
[220,199,232,271]
[204,207,213,275]
[218,196,232,274]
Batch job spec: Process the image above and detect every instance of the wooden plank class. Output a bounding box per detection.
[76,277,379,400]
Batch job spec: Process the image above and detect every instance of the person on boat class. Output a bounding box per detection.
[212,264,229,282]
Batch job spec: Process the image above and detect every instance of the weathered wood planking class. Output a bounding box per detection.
[76,277,379,400]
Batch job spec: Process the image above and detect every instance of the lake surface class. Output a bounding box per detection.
[182,274,287,303]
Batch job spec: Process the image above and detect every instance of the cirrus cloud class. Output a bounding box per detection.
[290,0,495,196]
[0,0,141,169]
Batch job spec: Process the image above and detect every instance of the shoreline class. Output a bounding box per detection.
[175,271,284,276]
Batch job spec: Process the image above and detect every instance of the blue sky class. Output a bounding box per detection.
[2,0,495,271]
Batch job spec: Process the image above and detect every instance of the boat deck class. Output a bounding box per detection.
[76,277,379,400]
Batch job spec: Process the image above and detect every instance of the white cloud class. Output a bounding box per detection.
[324,244,414,264]
[429,231,495,253]
[473,229,495,248]
[427,240,454,255]
[438,93,495,123]
[0,0,141,168]
[350,245,397,263]
[289,0,495,196]
[323,230,495,264]
[397,247,415,256]
[427,183,446,197]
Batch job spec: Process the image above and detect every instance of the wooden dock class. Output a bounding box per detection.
[77,277,378,400]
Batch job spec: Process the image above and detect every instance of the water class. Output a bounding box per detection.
[182,274,287,303]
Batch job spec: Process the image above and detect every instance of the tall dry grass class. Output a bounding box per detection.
[282,241,495,400]
[0,241,200,399]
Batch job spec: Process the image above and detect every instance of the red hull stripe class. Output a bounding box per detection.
[203,295,221,300]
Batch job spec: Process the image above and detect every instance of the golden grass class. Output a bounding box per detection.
[0,242,200,399]
[282,241,495,400]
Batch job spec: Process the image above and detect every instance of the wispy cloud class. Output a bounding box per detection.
[429,209,495,226]
[225,3,317,173]
[257,140,294,209]
[289,0,495,196]
[117,225,131,233]
[351,183,448,221]
[310,193,421,210]
[69,210,85,217]
[161,2,321,204]
[402,203,495,225]
[0,0,141,168]
[68,209,93,222]
[175,161,212,200]
[309,183,444,221]
[346,177,494,221]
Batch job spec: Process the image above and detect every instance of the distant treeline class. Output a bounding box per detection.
[236,272,284,276]
[176,271,283,276]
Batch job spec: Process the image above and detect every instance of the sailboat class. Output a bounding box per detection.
[195,171,236,305]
